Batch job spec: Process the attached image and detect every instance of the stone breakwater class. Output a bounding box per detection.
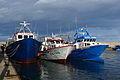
[99,42,120,48]
[0,42,6,46]
[99,42,120,51]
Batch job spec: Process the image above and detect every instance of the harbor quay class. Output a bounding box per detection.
[0,42,20,80]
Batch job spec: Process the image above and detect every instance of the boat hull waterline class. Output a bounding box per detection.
[67,45,108,62]
[6,38,41,63]
[40,45,75,62]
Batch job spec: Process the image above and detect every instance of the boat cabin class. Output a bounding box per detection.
[73,27,100,49]
[12,21,35,41]
[47,39,64,48]
[40,33,67,51]
[75,38,99,48]
[15,33,35,41]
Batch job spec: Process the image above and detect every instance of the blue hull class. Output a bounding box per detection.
[6,38,42,63]
[67,45,108,62]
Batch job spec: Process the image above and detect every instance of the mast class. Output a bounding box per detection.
[19,21,31,32]
[84,24,87,30]
[59,26,61,34]
[75,16,78,29]
[46,24,48,36]
[20,21,30,27]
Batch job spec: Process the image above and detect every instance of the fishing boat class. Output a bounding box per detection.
[39,33,75,62]
[6,21,42,63]
[67,26,108,61]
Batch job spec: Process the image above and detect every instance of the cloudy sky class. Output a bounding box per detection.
[0,0,120,42]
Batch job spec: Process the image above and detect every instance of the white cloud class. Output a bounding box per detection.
[0,8,8,13]
[0,8,8,18]
[0,0,6,2]
[0,0,120,24]
[37,0,56,3]
[0,0,120,41]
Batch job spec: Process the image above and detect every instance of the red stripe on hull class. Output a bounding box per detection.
[43,59,67,64]
[43,59,66,62]
[15,58,36,63]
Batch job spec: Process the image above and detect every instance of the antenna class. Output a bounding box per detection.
[84,24,87,30]
[68,24,70,34]
[20,21,30,27]
[46,24,48,36]
[37,31,39,40]
[19,21,31,32]
[59,26,61,34]
[75,16,78,29]
[16,27,19,32]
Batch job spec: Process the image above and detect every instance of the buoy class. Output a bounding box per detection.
[69,52,72,54]
[37,53,41,57]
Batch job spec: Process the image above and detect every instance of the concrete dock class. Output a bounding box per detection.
[0,48,20,80]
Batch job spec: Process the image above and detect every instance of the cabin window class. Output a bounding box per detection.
[61,41,64,44]
[84,39,87,42]
[77,40,80,42]
[56,41,60,44]
[85,43,90,46]
[51,41,55,44]
[18,35,22,39]
[90,39,92,42]
[24,35,28,38]
[87,39,89,42]
[87,43,90,46]
[29,35,33,38]
[77,39,83,42]
[85,43,87,46]
[93,39,96,42]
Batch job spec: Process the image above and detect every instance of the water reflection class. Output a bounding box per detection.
[41,60,73,80]
[13,61,41,80]
[4,51,120,80]
[66,60,104,74]
[11,59,104,80]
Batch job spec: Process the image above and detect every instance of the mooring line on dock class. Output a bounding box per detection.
[0,65,8,80]
[0,51,9,80]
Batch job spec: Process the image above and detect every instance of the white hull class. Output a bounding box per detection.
[40,46,74,61]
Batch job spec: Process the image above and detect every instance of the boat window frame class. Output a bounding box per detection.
[18,35,22,39]
[77,39,83,42]
[93,39,96,42]
[29,35,33,38]
[50,41,55,44]
[24,35,28,38]
[56,40,60,44]
[85,43,90,46]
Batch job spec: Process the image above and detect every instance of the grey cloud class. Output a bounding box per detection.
[0,0,120,23]
[0,0,120,41]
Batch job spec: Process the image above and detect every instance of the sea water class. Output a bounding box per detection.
[2,51,120,80]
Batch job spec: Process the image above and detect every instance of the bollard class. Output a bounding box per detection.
[6,70,10,77]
